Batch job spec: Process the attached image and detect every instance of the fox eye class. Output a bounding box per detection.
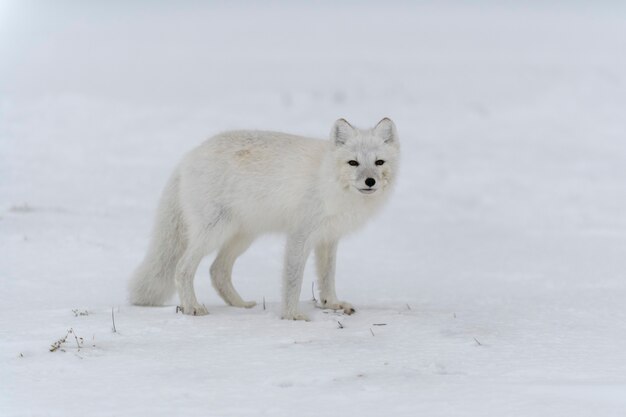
[375,160,385,166]
[348,160,359,166]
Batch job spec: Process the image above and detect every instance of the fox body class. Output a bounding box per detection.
[129,118,399,320]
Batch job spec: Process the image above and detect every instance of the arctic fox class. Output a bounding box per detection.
[129,118,399,320]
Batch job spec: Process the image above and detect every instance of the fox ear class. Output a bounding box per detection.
[331,118,354,146]
[374,117,397,144]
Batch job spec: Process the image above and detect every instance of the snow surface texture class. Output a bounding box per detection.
[2,2,626,416]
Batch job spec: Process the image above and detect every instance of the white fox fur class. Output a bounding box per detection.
[129,118,399,320]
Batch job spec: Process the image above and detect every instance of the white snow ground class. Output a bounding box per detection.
[2,2,626,416]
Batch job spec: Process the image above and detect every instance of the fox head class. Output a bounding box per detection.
[330,118,399,196]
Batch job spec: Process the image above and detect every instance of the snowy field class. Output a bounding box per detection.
[2,2,626,416]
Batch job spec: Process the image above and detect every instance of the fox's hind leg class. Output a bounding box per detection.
[175,211,235,316]
[210,234,256,308]
[175,239,209,316]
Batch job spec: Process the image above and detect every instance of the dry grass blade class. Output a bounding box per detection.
[72,309,89,317]
[111,307,117,333]
[50,328,84,352]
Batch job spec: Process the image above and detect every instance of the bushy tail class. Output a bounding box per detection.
[129,170,187,306]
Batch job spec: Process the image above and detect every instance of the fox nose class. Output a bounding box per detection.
[365,178,376,188]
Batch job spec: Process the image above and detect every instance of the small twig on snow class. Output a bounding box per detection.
[337,321,344,329]
[50,328,84,352]
[72,309,89,317]
[370,328,375,336]
[263,297,266,310]
[406,303,412,311]
[111,307,117,333]
[70,329,83,349]
[473,337,483,346]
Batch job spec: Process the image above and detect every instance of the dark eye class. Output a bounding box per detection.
[348,160,359,166]
[375,160,385,166]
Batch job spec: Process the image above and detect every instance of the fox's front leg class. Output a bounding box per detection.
[315,240,355,315]
[282,234,312,321]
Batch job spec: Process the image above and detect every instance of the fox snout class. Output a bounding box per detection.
[358,177,378,194]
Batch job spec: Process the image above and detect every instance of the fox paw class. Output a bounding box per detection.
[232,300,256,309]
[321,299,356,315]
[281,312,310,321]
[178,304,209,316]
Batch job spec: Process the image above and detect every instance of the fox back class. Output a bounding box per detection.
[178,119,399,239]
